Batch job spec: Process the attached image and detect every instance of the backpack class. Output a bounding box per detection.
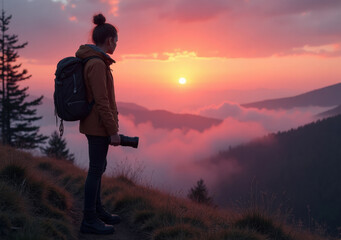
[54,56,100,136]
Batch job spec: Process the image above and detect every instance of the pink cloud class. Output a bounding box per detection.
[159,0,229,23]
[6,0,341,63]
[118,0,341,59]
[250,0,341,16]
[115,0,341,58]
[119,0,165,12]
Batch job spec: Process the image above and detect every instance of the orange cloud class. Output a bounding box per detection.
[69,16,77,22]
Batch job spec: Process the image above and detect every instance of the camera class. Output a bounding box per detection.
[119,134,139,148]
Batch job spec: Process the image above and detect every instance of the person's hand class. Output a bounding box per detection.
[110,134,120,146]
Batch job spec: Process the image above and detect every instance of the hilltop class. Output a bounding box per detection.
[0,145,333,240]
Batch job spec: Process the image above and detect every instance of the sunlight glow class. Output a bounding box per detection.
[179,77,187,85]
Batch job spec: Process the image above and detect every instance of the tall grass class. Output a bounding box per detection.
[0,146,76,239]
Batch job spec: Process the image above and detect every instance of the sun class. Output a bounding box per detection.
[178,77,187,85]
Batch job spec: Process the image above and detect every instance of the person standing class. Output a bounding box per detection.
[76,13,121,235]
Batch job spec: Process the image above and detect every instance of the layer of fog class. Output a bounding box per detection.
[38,102,331,196]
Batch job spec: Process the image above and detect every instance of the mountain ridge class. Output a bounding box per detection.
[242,82,341,110]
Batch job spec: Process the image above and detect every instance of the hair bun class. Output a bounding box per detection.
[93,13,106,26]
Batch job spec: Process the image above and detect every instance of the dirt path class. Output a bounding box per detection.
[69,199,148,240]
[77,219,145,240]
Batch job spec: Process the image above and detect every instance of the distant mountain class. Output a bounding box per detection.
[117,102,148,111]
[35,97,222,131]
[242,82,341,109]
[208,115,341,234]
[317,104,341,118]
[117,103,222,131]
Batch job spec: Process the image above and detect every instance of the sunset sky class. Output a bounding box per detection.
[5,0,341,112]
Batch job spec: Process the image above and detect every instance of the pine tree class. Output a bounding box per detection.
[0,10,47,148]
[41,131,75,162]
[188,179,214,206]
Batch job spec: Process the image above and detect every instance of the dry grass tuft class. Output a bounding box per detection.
[235,211,293,240]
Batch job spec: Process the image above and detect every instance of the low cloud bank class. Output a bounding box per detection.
[39,101,324,195]
[197,101,328,132]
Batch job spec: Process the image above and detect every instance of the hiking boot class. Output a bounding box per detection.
[80,218,115,234]
[97,208,122,225]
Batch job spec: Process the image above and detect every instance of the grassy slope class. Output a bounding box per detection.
[0,145,330,240]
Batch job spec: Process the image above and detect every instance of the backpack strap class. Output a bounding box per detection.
[59,119,64,137]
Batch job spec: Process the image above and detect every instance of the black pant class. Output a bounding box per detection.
[83,135,109,220]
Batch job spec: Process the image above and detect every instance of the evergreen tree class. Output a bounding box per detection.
[188,179,214,206]
[41,131,75,162]
[0,10,47,148]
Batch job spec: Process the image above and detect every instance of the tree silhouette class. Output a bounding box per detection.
[188,179,213,206]
[41,131,74,162]
[0,10,47,148]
